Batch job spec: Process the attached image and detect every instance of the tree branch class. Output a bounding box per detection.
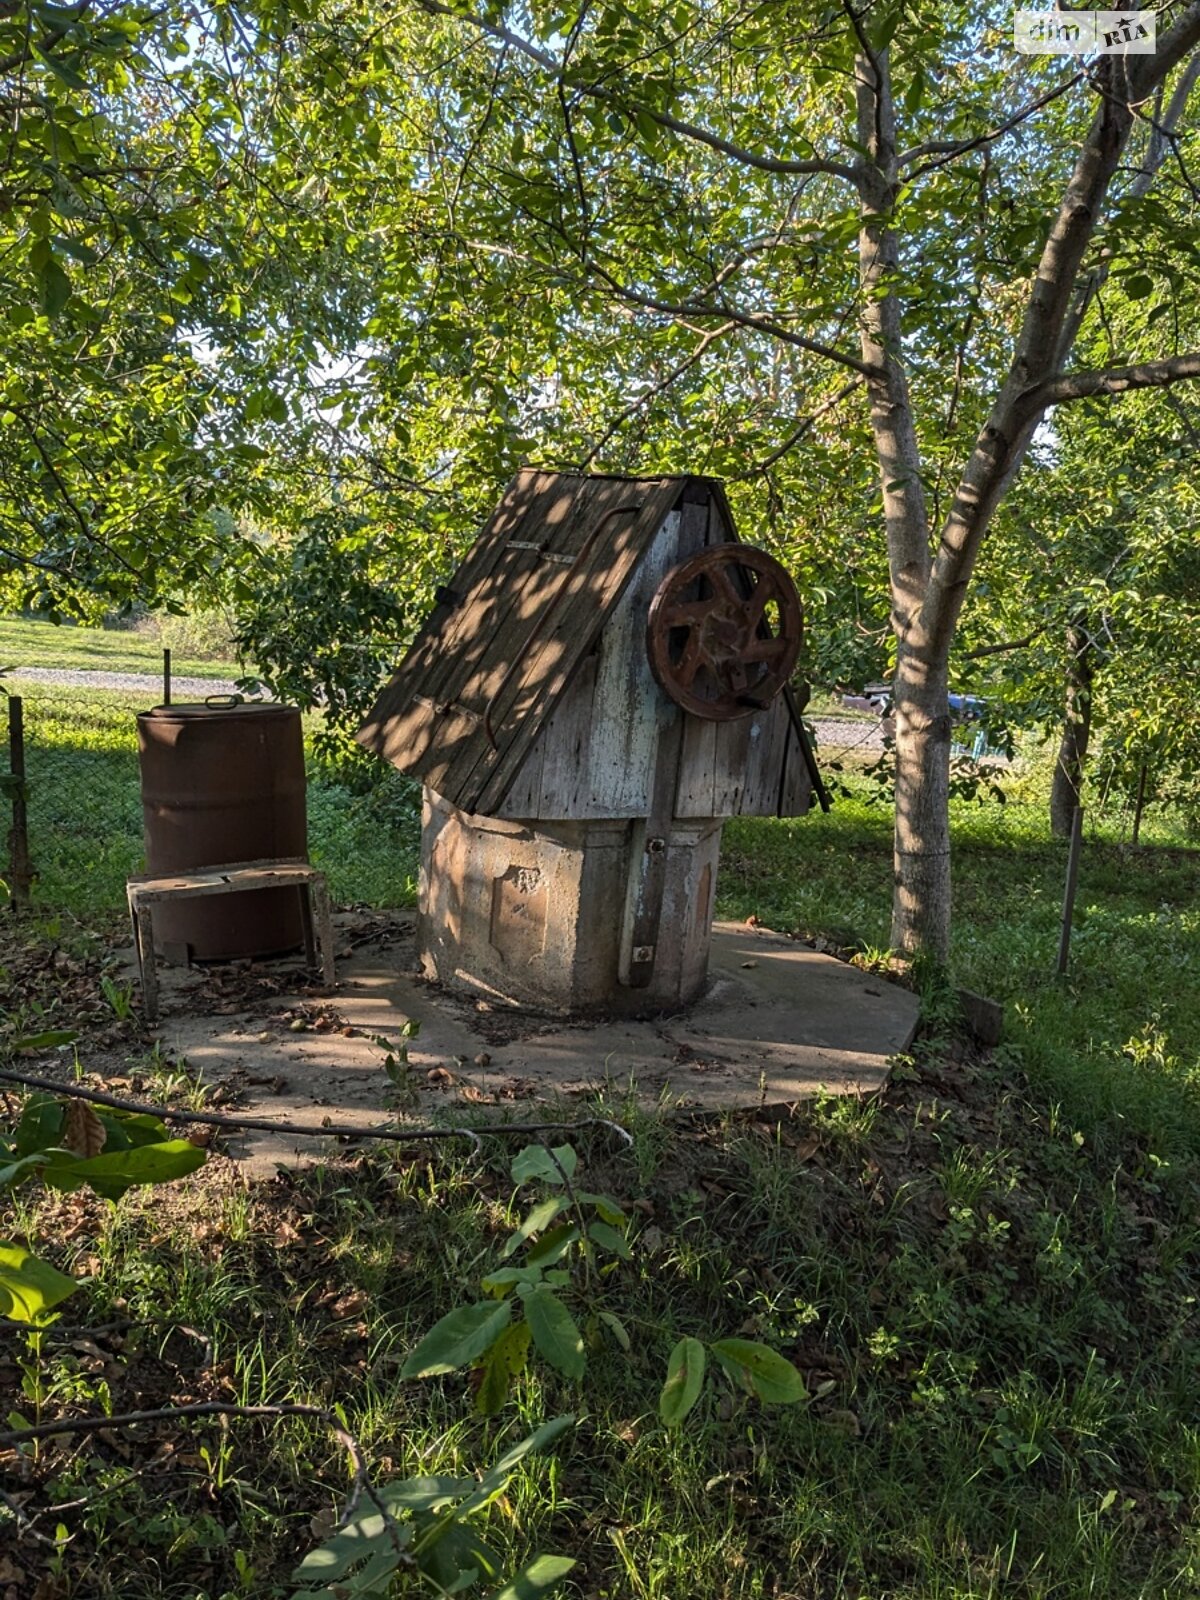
[1026,351,1200,409]
[731,379,863,479]
[413,0,862,184]
[898,73,1084,175]
[0,1064,634,1151]
[586,263,885,380]
[576,320,736,468]
[960,626,1045,661]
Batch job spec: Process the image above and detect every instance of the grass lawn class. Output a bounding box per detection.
[0,614,241,681]
[1,682,1198,1598]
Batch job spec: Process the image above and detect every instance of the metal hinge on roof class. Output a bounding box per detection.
[414,695,481,724]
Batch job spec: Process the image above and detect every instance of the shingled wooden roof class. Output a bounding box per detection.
[358,469,728,814]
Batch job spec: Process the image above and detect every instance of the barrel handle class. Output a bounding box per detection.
[204,694,244,708]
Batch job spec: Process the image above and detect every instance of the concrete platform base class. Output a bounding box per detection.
[136,916,921,1175]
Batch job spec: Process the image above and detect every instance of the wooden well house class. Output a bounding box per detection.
[358,469,826,1013]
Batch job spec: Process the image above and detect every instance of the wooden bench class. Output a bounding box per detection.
[127,858,335,1023]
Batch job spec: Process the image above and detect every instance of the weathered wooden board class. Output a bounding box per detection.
[358,470,569,771]
[361,468,817,822]
[579,508,680,815]
[469,477,684,814]
[359,471,684,812]
[495,496,700,820]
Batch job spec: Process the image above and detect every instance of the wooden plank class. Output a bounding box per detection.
[531,647,600,815]
[737,696,791,814]
[358,470,567,771]
[712,717,753,815]
[396,474,576,778]
[778,703,815,815]
[466,477,686,814]
[674,718,716,818]
[495,715,546,818]
[619,712,686,987]
[671,488,724,819]
[581,508,680,817]
[435,476,635,806]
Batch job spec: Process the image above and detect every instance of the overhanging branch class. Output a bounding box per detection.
[898,73,1084,176]
[413,0,862,185]
[1027,351,1200,409]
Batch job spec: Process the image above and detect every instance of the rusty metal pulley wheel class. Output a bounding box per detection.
[646,545,803,721]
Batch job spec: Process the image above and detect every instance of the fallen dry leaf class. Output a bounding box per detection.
[63,1099,106,1158]
[821,1409,862,1438]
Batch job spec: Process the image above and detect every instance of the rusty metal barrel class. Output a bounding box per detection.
[136,698,308,961]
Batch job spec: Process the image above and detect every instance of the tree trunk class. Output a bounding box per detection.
[891,645,952,957]
[1049,616,1094,837]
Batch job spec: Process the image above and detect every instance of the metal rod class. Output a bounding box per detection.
[1131,763,1148,845]
[6,694,31,908]
[163,647,171,706]
[1056,804,1084,976]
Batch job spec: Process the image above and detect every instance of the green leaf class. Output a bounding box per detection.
[0,1241,76,1324]
[483,1553,577,1600]
[95,1109,174,1152]
[481,1265,543,1296]
[418,1518,503,1592]
[0,1153,45,1188]
[660,1336,706,1427]
[38,49,90,92]
[587,1221,631,1259]
[519,1284,585,1379]
[293,1510,413,1594]
[462,1414,575,1512]
[378,1475,474,1511]
[41,1138,205,1200]
[578,1191,627,1226]
[524,1223,581,1268]
[473,1320,532,1416]
[1124,273,1154,299]
[12,1030,78,1051]
[502,1194,568,1258]
[39,257,72,319]
[598,1310,630,1351]
[872,6,902,49]
[401,1300,512,1378]
[12,1094,63,1156]
[710,1340,807,1404]
[510,1144,578,1186]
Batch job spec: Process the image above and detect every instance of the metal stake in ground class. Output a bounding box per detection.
[1131,763,1148,846]
[5,694,32,908]
[1056,805,1084,976]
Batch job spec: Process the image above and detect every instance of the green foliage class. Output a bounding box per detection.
[0,1241,76,1324]
[293,1417,576,1600]
[0,1038,206,1323]
[232,509,411,772]
[403,1142,806,1428]
[659,1335,706,1426]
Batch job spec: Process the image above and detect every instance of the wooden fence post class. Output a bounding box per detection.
[6,695,32,909]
